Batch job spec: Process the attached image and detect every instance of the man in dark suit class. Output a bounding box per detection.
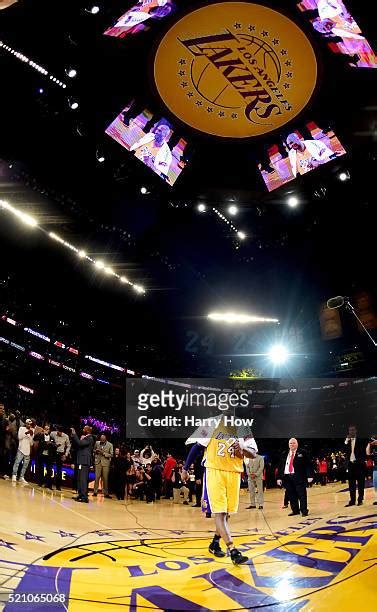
[70,425,95,503]
[277,438,314,517]
[344,425,366,507]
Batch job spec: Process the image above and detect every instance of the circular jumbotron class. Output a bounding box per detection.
[154,2,318,138]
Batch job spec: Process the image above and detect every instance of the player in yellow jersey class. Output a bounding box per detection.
[183,418,258,565]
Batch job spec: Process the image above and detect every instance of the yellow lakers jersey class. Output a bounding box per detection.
[203,423,243,473]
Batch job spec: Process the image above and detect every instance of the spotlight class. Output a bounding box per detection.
[268,344,289,364]
[228,205,238,215]
[78,250,86,258]
[104,267,114,275]
[94,260,104,269]
[197,203,206,212]
[120,276,128,283]
[66,68,77,78]
[237,230,246,240]
[338,171,349,181]
[89,5,100,13]
[287,196,299,208]
[68,98,79,110]
[38,88,44,94]
[140,186,148,195]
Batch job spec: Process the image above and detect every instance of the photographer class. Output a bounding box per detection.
[172,461,189,505]
[366,436,377,505]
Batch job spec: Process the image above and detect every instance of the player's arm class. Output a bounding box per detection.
[182,442,205,480]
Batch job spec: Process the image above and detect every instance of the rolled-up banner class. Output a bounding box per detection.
[354,292,377,330]
[320,301,342,340]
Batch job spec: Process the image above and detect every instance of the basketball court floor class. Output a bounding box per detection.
[0,480,375,610]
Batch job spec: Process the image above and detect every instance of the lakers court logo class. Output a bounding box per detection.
[2,514,376,610]
[154,2,318,138]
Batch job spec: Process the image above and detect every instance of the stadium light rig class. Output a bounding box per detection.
[212,207,247,242]
[208,312,279,324]
[0,199,146,295]
[0,41,67,88]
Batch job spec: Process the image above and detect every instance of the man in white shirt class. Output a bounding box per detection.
[286,133,334,177]
[130,123,173,179]
[12,419,34,484]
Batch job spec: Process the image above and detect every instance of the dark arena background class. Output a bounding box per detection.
[0,0,376,610]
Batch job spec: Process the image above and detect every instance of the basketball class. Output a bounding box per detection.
[191,55,242,109]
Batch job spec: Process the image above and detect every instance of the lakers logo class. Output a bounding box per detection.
[154,2,318,138]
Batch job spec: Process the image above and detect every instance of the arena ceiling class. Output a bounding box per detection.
[0,0,376,376]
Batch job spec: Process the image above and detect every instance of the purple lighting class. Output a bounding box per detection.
[80,416,120,433]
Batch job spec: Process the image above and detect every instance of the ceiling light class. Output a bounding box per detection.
[237,230,246,240]
[228,205,238,215]
[287,196,299,208]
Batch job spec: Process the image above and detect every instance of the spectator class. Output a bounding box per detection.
[246,451,265,509]
[112,447,127,501]
[51,426,71,491]
[150,455,163,500]
[162,451,176,499]
[132,466,146,499]
[0,404,9,478]
[140,444,156,466]
[93,433,114,498]
[192,448,204,507]
[132,449,142,469]
[318,458,328,485]
[12,418,34,484]
[125,451,136,497]
[366,437,377,505]
[143,464,155,503]
[34,424,56,489]
[70,425,95,503]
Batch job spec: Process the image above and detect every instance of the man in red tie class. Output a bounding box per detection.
[277,438,314,517]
